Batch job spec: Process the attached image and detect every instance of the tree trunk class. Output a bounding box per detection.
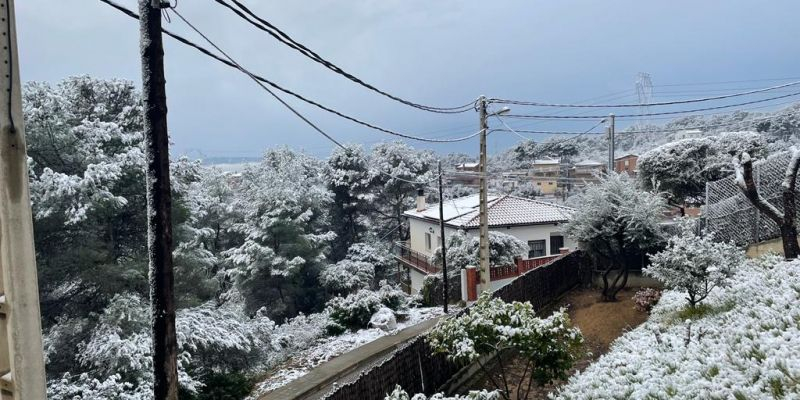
[780,223,800,259]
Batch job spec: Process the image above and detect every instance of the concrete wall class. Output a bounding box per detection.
[407,267,427,295]
[746,237,790,258]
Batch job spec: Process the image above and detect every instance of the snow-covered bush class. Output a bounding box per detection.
[645,220,743,307]
[377,280,410,311]
[427,293,583,397]
[325,281,410,331]
[325,289,383,330]
[431,230,528,272]
[632,288,662,313]
[320,259,375,294]
[554,256,800,399]
[47,373,147,400]
[385,385,499,400]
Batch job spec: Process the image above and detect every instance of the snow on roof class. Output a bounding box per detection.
[615,153,638,160]
[456,162,479,168]
[403,194,574,228]
[533,158,560,165]
[574,159,603,167]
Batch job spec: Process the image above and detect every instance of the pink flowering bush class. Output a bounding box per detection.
[632,288,662,313]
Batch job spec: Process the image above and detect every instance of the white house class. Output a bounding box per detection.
[394,193,577,293]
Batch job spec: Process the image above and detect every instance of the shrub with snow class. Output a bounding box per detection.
[325,289,383,330]
[645,220,743,307]
[319,259,375,294]
[632,288,662,313]
[385,385,498,400]
[427,293,583,398]
[431,230,528,272]
[554,255,800,399]
[377,280,410,311]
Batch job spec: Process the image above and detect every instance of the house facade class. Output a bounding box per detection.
[530,158,561,194]
[614,154,638,176]
[571,159,605,187]
[395,193,577,293]
[448,162,480,186]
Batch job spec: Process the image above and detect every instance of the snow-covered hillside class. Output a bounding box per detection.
[554,255,800,399]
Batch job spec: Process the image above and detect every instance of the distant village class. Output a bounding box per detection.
[449,153,639,199]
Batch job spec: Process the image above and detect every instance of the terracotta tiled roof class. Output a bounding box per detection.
[403,194,573,228]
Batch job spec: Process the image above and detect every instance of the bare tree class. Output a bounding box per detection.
[733,150,800,259]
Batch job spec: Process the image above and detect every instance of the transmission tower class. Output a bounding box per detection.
[635,72,653,129]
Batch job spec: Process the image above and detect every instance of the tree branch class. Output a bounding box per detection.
[733,152,782,224]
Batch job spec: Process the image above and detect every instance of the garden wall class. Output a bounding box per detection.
[321,251,591,400]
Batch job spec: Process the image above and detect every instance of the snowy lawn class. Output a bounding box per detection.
[249,306,448,398]
[554,255,800,399]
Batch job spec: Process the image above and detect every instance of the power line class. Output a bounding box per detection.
[502,90,800,119]
[496,116,607,147]
[654,76,800,88]
[490,80,800,108]
[171,8,346,150]
[99,0,480,144]
[213,0,474,114]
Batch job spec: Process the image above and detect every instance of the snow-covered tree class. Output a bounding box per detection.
[431,230,529,274]
[565,173,666,301]
[514,139,579,165]
[369,142,435,241]
[320,259,375,294]
[733,149,800,259]
[326,145,375,261]
[638,134,767,214]
[427,293,583,399]
[224,148,335,318]
[645,220,743,308]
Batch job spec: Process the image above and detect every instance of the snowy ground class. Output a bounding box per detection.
[553,255,800,399]
[248,306,448,399]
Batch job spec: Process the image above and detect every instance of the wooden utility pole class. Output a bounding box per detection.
[139,1,178,399]
[437,161,448,313]
[607,113,616,173]
[477,96,490,293]
[0,0,47,398]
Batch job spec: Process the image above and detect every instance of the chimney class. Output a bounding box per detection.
[416,188,426,212]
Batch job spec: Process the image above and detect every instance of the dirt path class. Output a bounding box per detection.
[474,287,648,399]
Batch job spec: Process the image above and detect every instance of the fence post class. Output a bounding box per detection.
[754,162,761,243]
[464,266,478,302]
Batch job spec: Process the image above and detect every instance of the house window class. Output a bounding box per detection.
[624,160,630,167]
[536,182,542,186]
[528,240,546,258]
[548,182,554,185]
[425,233,432,250]
[550,235,564,255]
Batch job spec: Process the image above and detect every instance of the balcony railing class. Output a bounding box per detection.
[394,240,564,280]
[487,254,563,281]
[393,241,440,274]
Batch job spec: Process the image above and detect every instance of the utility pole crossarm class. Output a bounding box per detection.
[0,0,47,398]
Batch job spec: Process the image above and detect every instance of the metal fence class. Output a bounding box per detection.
[705,151,796,246]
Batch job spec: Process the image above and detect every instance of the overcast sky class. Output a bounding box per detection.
[15,1,800,159]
